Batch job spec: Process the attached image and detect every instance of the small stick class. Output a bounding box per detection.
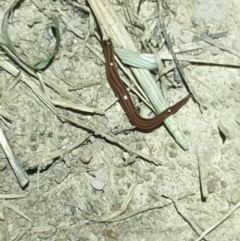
[162,195,206,238]
[2,199,31,221]
[83,181,142,222]
[157,0,201,109]
[0,194,26,199]
[160,24,199,104]
[59,114,162,165]
[196,34,240,59]
[137,0,146,14]
[195,200,240,241]
[82,190,195,223]
[0,127,29,187]
[196,147,208,200]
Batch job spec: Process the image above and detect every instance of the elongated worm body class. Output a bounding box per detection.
[103,39,190,130]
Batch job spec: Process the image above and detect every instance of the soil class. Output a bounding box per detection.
[0,0,240,241]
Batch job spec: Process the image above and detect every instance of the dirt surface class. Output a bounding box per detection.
[0,0,240,240]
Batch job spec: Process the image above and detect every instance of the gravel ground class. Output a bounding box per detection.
[0,0,240,240]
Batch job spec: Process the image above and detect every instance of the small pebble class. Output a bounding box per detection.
[117,189,124,196]
[0,162,7,171]
[71,148,80,157]
[210,46,220,55]
[211,100,222,110]
[230,187,240,205]
[30,132,37,141]
[221,180,227,188]
[90,179,105,190]
[207,179,217,194]
[80,147,92,164]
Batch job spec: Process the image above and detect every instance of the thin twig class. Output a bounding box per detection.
[2,199,32,221]
[59,114,162,165]
[197,34,240,59]
[162,195,206,239]
[83,181,142,222]
[0,127,29,187]
[83,191,195,223]
[196,147,208,200]
[195,201,240,241]
[157,0,201,110]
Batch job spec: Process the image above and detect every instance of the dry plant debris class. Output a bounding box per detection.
[0,0,240,240]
